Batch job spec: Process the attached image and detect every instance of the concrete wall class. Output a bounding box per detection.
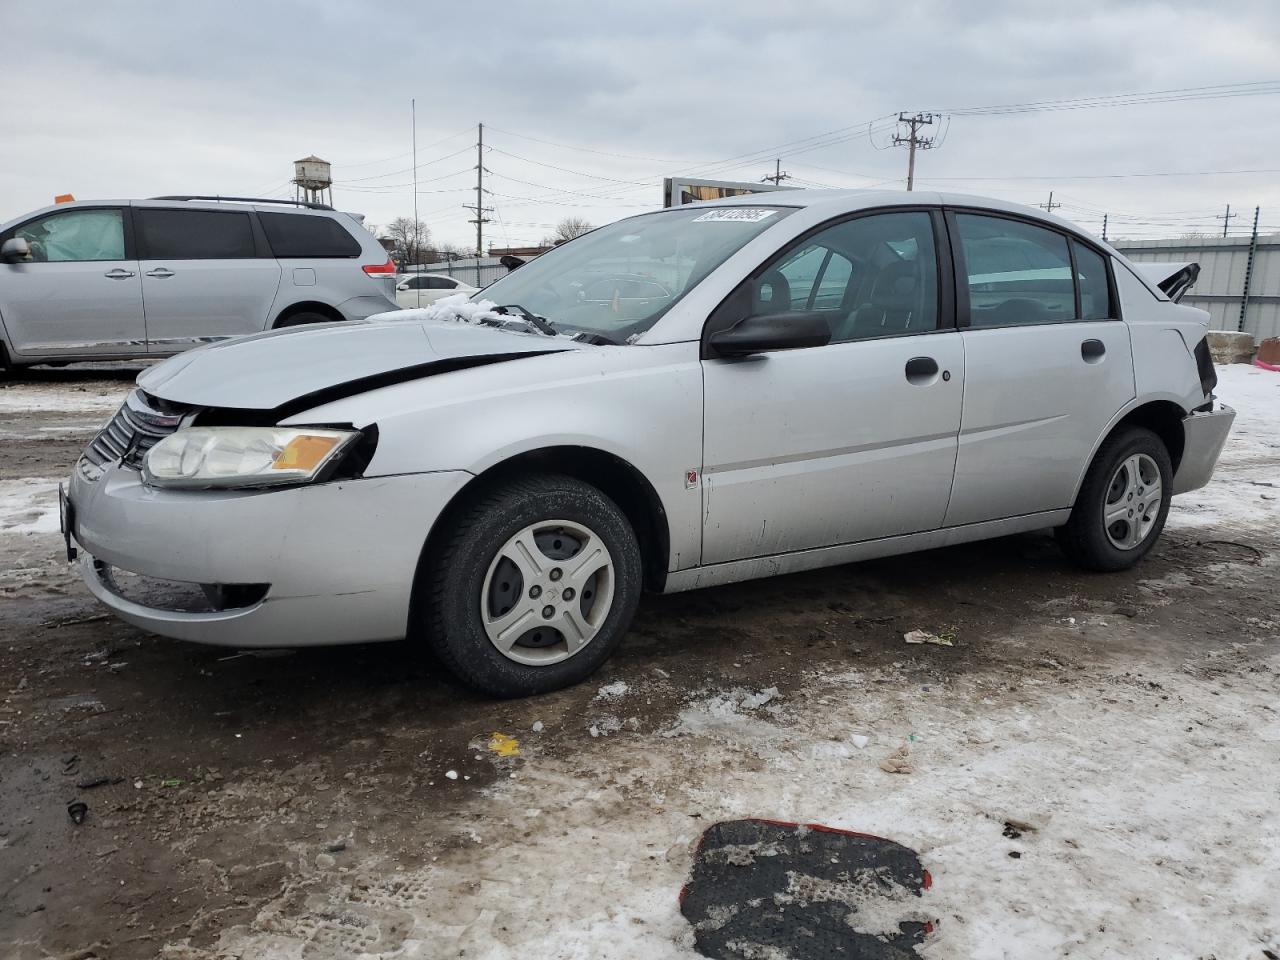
[1114,235,1280,341]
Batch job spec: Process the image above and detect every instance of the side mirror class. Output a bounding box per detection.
[706,311,831,359]
[1,237,31,263]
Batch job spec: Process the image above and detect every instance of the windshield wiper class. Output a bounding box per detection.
[494,304,557,336]
[572,332,622,346]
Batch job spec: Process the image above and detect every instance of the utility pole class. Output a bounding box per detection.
[1239,205,1261,333]
[1216,203,1237,238]
[891,112,937,191]
[1038,191,1061,213]
[761,159,791,186]
[1101,213,1108,242]
[463,121,493,257]
[410,98,420,304]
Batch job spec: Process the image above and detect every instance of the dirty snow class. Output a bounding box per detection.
[0,478,62,535]
[1165,363,1280,533]
[0,382,125,413]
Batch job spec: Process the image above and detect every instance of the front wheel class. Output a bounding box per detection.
[419,473,643,697]
[1056,427,1173,572]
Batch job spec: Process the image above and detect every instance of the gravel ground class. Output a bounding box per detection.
[1,363,1277,960]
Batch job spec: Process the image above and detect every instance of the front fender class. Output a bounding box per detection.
[284,342,705,571]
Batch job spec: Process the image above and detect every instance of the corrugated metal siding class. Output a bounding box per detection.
[1114,236,1280,341]
[408,257,516,290]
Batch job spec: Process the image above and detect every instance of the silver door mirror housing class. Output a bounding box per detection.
[1,237,32,262]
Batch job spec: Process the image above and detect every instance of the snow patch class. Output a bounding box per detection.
[0,478,61,535]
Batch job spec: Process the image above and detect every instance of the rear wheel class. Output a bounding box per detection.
[1056,427,1173,571]
[419,474,642,697]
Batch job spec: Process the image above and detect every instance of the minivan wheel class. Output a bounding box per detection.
[420,473,642,697]
[1056,427,1173,572]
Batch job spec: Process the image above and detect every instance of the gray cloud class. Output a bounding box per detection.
[3,0,1279,246]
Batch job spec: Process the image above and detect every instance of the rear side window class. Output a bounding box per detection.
[955,214,1075,326]
[1072,240,1114,319]
[136,209,256,259]
[259,212,360,258]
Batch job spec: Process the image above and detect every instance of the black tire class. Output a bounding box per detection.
[419,473,643,697]
[1056,427,1173,572]
[274,311,335,329]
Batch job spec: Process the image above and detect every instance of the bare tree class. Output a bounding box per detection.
[386,216,431,265]
[545,217,595,245]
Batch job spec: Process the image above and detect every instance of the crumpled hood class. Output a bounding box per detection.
[137,317,577,410]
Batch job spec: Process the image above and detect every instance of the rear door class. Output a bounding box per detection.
[134,205,281,353]
[943,210,1134,526]
[701,208,964,564]
[0,206,145,357]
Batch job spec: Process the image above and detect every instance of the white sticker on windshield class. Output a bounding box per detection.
[691,208,778,223]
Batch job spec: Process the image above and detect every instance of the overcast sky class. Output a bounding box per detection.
[3,0,1279,249]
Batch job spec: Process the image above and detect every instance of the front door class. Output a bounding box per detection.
[701,209,963,565]
[0,207,145,357]
[943,211,1135,526]
[133,206,281,353]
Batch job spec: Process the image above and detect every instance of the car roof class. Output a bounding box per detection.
[1,197,344,231]
[693,187,1099,243]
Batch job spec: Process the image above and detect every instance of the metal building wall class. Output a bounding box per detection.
[1113,236,1280,341]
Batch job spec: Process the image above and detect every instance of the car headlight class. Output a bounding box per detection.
[142,427,359,489]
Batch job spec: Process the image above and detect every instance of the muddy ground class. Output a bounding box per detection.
[1,365,1277,959]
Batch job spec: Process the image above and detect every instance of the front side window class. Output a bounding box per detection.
[136,209,256,259]
[718,210,939,344]
[15,209,125,262]
[955,214,1079,326]
[475,205,794,342]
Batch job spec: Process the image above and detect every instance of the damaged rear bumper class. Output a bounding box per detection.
[1171,402,1235,495]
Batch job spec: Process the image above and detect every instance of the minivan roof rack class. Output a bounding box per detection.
[149,195,335,211]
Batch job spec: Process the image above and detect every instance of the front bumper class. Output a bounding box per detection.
[68,465,470,647]
[1171,402,1235,495]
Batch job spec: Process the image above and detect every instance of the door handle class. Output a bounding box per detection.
[905,356,940,384]
[1081,339,1106,362]
[145,267,175,279]
[103,268,135,279]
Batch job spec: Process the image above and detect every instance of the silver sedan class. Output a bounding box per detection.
[66,190,1234,696]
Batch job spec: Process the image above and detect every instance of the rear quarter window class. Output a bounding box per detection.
[259,213,361,258]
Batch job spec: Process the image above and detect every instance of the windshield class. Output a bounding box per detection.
[476,205,793,341]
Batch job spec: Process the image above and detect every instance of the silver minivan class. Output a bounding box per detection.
[0,196,398,370]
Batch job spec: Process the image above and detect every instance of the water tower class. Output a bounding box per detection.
[293,155,332,206]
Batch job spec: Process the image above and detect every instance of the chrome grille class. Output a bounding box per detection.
[78,390,188,481]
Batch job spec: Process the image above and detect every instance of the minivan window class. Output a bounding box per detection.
[476,205,794,341]
[15,209,125,262]
[955,214,1075,326]
[259,212,361,258]
[136,208,256,260]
